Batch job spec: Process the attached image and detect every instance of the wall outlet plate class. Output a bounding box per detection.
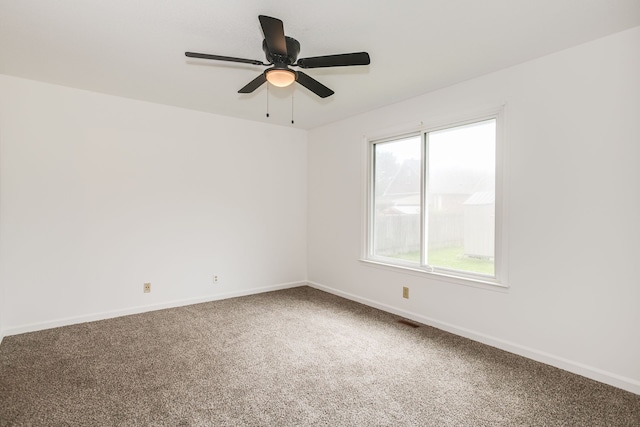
[402,286,409,299]
[144,282,151,293]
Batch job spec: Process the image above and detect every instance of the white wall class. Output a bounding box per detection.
[308,27,640,393]
[0,103,5,343]
[0,75,308,333]
[0,251,3,343]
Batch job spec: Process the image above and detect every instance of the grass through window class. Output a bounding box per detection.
[396,247,494,276]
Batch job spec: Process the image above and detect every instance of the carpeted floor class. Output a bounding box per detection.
[0,286,638,426]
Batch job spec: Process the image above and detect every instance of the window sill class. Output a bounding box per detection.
[359,258,509,292]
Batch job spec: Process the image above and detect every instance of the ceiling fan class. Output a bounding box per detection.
[185,15,370,98]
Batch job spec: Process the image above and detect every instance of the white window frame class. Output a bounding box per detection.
[362,107,508,290]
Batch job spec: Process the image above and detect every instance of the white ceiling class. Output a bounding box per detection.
[1,0,639,129]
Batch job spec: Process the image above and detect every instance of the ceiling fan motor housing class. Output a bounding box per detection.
[263,37,300,65]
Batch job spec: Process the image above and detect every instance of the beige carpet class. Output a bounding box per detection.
[0,286,638,426]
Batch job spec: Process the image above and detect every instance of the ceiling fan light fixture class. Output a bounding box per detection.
[266,68,296,87]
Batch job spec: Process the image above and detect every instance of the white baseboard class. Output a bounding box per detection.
[2,281,305,338]
[307,281,640,396]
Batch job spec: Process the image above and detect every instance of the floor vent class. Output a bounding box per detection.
[397,319,420,328]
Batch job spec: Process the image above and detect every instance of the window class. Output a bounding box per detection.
[367,113,504,286]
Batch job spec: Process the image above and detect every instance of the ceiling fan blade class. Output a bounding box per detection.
[258,15,287,57]
[238,73,267,93]
[295,71,334,98]
[185,52,264,66]
[296,52,370,69]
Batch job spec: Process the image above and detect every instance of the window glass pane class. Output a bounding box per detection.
[426,120,495,276]
[373,136,421,263]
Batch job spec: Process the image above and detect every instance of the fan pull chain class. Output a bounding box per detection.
[266,83,270,118]
[291,89,295,124]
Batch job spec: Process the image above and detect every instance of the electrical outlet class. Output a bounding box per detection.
[402,286,409,299]
[144,282,151,293]
[213,275,219,284]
